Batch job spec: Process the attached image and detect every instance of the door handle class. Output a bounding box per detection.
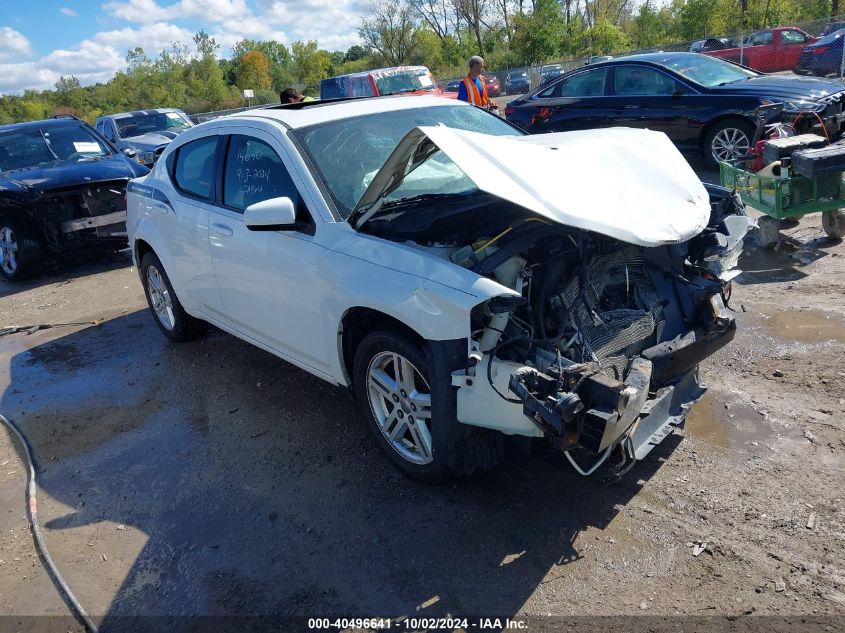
[210,223,233,237]
[623,104,639,109]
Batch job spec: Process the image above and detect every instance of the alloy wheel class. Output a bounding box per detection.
[366,351,434,465]
[711,127,751,163]
[146,265,175,330]
[0,226,18,276]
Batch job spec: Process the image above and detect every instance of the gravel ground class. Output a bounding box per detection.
[0,169,843,631]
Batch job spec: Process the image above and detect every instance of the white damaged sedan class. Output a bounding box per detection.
[127,96,751,482]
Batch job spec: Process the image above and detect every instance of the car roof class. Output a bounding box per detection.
[585,52,711,67]
[0,117,86,134]
[322,66,430,82]
[99,108,184,120]
[232,95,463,130]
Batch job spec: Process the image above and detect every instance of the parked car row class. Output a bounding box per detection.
[504,52,845,167]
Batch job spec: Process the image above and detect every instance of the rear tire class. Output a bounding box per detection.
[0,219,43,282]
[353,330,453,483]
[140,252,206,342]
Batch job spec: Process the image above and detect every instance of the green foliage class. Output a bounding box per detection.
[509,0,567,65]
[237,50,272,90]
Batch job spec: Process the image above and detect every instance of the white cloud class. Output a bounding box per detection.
[102,0,249,24]
[60,7,79,16]
[0,27,35,61]
[96,22,195,51]
[103,0,363,50]
[0,0,367,94]
[0,21,195,94]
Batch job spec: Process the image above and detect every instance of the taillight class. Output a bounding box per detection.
[814,46,829,54]
[504,105,516,117]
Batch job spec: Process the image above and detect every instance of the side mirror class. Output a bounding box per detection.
[244,196,297,231]
[122,147,137,158]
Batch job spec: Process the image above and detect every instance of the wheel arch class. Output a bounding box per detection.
[699,113,757,155]
[338,306,428,388]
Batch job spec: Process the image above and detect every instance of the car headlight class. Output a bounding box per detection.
[778,99,827,113]
[136,150,156,164]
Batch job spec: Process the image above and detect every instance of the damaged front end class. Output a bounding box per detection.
[353,124,751,476]
[451,184,750,476]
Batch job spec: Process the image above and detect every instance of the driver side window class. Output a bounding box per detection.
[749,31,773,46]
[222,135,302,212]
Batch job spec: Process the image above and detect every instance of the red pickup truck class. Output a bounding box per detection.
[704,27,817,72]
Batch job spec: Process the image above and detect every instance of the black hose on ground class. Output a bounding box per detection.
[0,413,99,633]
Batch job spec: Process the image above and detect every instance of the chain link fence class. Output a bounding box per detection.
[188,102,277,124]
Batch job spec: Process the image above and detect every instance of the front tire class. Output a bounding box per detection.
[0,219,43,282]
[704,119,755,169]
[140,252,206,342]
[353,331,452,483]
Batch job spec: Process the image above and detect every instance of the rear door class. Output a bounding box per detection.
[526,67,611,133]
[206,128,332,372]
[163,134,225,314]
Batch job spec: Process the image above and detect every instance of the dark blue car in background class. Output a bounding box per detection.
[795,28,845,77]
[505,52,845,167]
[0,117,148,280]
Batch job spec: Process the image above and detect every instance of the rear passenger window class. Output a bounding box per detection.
[174,136,218,200]
[223,135,300,211]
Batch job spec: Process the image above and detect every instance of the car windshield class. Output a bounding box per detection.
[292,104,523,218]
[659,54,757,87]
[508,72,527,78]
[373,71,434,95]
[114,111,192,138]
[0,123,111,172]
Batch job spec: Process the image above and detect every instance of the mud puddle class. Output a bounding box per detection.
[760,309,845,344]
[684,391,780,452]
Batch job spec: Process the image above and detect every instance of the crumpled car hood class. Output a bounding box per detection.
[353,126,711,247]
[119,131,181,150]
[0,156,143,193]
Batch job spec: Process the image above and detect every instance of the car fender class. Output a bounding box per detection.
[325,246,519,384]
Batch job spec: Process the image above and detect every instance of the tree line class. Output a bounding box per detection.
[0,0,835,125]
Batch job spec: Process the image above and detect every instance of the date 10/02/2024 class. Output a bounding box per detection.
[307,617,528,630]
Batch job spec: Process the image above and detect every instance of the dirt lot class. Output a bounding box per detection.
[0,171,844,630]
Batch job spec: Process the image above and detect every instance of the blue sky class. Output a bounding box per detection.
[0,0,366,94]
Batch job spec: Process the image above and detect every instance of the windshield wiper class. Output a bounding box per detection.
[381,192,473,210]
[352,191,477,229]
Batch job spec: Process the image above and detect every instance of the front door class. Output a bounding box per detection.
[207,131,331,372]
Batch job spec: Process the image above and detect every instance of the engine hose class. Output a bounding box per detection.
[0,414,99,633]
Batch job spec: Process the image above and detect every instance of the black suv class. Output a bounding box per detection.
[0,116,148,281]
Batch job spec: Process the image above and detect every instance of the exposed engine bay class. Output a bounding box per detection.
[0,180,128,251]
[363,183,751,476]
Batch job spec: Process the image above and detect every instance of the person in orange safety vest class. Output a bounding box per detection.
[457,56,498,112]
